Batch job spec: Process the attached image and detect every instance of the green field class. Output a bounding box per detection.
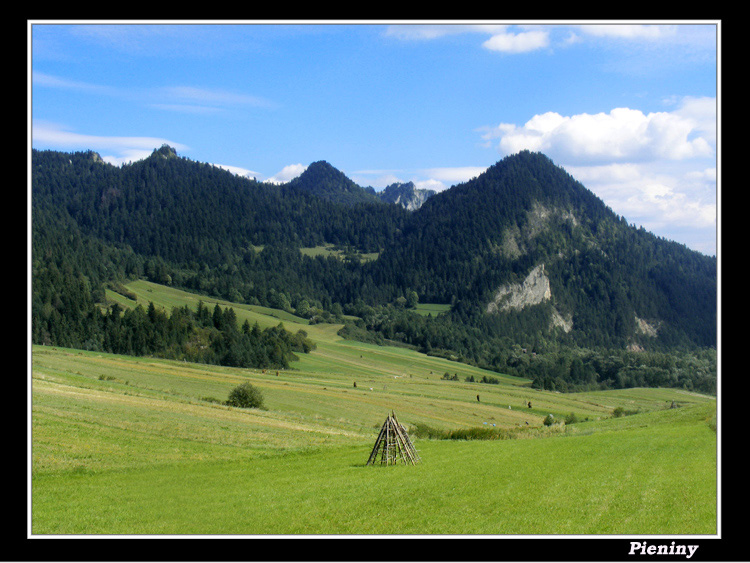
[299,243,379,263]
[413,302,451,317]
[30,280,717,535]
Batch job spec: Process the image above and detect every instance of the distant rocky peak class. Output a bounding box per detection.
[379,181,436,211]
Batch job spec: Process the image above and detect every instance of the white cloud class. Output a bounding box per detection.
[685,167,717,184]
[265,163,307,184]
[384,23,692,55]
[479,98,717,254]
[385,23,684,44]
[569,163,714,223]
[32,121,189,166]
[413,178,450,193]
[671,96,717,146]
[562,31,583,47]
[482,30,549,53]
[564,161,716,254]
[212,163,261,180]
[576,24,678,40]
[32,71,115,95]
[351,171,402,190]
[158,86,277,109]
[618,178,716,233]
[480,99,715,165]
[33,71,277,115]
[385,24,550,53]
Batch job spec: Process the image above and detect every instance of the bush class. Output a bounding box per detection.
[226,382,265,409]
[410,423,513,441]
[564,412,579,425]
[447,427,512,440]
[543,414,555,426]
[410,423,447,440]
[612,406,640,418]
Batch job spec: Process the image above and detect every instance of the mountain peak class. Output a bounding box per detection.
[306,159,335,170]
[379,181,435,211]
[150,144,179,160]
[447,150,614,224]
[289,160,383,206]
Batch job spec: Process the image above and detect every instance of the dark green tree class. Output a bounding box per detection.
[226,382,265,409]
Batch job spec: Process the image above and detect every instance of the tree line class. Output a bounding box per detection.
[32,260,314,369]
[339,299,717,394]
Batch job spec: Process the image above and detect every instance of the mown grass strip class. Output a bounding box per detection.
[32,403,716,536]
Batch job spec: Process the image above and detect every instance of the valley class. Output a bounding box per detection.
[30,280,717,536]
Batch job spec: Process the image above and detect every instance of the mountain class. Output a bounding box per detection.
[378,181,436,210]
[31,147,717,379]
[370,151,716,349]
[288,160,384,207]
[286,161,435,211]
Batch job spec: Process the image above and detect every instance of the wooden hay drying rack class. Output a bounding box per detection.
[366,411,421,466]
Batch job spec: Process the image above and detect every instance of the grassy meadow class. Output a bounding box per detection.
[30,280,717,536]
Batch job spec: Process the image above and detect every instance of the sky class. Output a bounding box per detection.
[29,21,719,255]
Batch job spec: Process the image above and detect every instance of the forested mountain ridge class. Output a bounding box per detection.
[31,146,717,392]
[288,160,384,207]
[374,151,716,350]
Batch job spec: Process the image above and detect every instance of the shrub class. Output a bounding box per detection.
[708,415,717,433]
[411,423,512,441]
[612,406,640,418]
[447,427,512,440]
[410,423,448,439]
[226,382,265,409]
[564,412,579,425]
[543,414,555,426]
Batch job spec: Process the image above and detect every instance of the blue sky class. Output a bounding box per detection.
[29,21,719,255]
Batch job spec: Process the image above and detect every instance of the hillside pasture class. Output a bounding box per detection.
[299,243,379,263]
[413,302,451,317]
[30,280,717,535]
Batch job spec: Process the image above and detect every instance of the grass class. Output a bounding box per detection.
[30,280,718,536]
[31,402,716,535]
[299,244,379,263]
[413,302,451,317]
